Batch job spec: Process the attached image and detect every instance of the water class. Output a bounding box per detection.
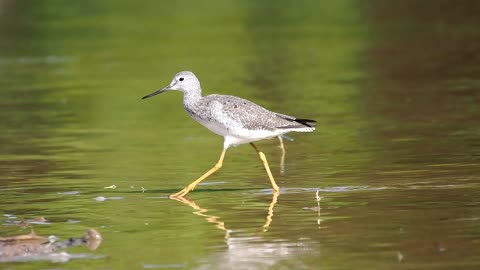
[1,0,479,269]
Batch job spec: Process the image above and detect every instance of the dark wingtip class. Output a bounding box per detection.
[295,118,317,128]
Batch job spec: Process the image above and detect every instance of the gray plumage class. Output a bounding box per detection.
[186,94,314,131]
[143,71,316,149]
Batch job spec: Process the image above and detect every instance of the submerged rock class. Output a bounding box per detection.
[0,228,102,263]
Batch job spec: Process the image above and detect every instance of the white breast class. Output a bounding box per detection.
[193,116,282,148]
[188,100,284,148]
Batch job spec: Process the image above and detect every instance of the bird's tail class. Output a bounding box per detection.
[274,113,316,131]
[277,118,316,132]
[294,118,316,128]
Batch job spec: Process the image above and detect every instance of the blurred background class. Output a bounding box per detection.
[0,0,479,269]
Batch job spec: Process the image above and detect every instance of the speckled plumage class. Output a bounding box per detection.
[143,71,315,149]
[142,71,316,197]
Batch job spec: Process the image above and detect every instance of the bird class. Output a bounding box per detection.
[142,71,316,198]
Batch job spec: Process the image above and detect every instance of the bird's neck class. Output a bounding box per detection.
[183,89,202,110]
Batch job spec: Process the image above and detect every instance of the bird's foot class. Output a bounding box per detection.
[169,185,194,198]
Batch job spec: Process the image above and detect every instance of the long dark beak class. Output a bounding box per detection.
[142,85,171,100]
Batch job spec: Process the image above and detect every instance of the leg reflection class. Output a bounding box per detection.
[170,196,230,239]
[316,190,322,228]
[262,190,279,232]
[170,191,280,237]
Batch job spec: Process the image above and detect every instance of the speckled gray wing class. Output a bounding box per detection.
[199,94,316,131]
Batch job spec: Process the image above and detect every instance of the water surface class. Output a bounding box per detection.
[1,0,479,269]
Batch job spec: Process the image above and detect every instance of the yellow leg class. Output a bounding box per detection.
[278,136,285,153]
[250,143,280,192]
[170,148,226,198]
[277,136,286,175]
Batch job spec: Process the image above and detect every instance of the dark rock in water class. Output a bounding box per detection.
[0,228,102,263]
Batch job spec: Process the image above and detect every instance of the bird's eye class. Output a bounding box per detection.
[179,77,184,81]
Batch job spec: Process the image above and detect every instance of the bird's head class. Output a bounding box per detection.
[142,71,201,99]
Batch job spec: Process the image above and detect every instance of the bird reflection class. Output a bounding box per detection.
[170,195,231,239]
[170,190,280,238]
[171,190,317,269]
[262,190,279,232]
[316,190,322,228]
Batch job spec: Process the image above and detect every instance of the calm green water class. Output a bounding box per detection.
[1,0,480,269]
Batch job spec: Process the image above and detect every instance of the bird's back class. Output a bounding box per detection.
[185,94,315,137]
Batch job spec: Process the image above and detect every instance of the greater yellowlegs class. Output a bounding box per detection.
[142,71,316,198]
